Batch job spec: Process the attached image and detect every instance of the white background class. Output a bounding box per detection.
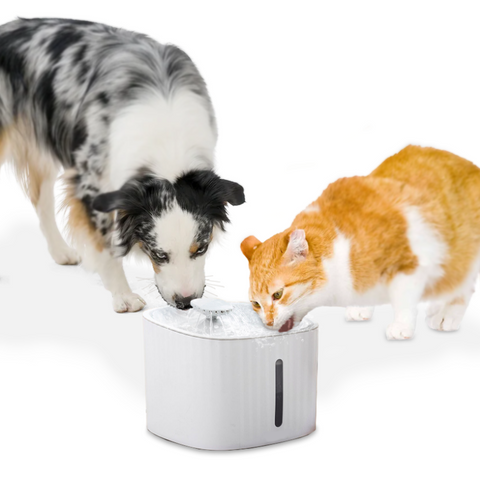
[1,1,480,479]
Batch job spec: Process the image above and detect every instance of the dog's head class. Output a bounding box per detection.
[93,169,245,309]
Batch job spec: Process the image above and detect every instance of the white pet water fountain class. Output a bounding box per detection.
[143,298,318,450]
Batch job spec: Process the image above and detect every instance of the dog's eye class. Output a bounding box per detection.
[251,301,261,309]
[273,289,283,300]
[191,244,208,258]
[152,252,169,264]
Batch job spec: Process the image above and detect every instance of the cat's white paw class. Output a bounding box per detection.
[386,322,414,340]
[113,292,146,313]
[345,306,374,321]
[426,308,462,332]
[49,245,81,265]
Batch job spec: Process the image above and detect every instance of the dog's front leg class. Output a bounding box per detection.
[94,248,146,312]
[63,180,146,313]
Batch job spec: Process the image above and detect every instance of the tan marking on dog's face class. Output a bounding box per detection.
[137,241,162,274]
[150,257,160,274]
[189,242,199,255]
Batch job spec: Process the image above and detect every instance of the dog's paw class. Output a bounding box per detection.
[113,292,146,313]
[426,308,462,332]
[345,306,374,321]
[49,245,81,265]
[386,322,414,340]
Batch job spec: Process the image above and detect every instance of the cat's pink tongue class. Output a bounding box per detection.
[279,317,294,333]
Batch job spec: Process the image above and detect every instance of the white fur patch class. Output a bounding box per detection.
[303,202,320,213]
[153,203,198,254]
[322,232,354,305]
[313,232,390,307]
[152,203,206,303]
[108,91,216,189]
[404,206,446,287]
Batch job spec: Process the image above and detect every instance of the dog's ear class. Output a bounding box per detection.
[92,191,125,212]
[219,179,245,206]
[241,235,262,261]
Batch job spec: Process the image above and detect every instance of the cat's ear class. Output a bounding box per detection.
[283,229,308,264]
[241,235,262,261]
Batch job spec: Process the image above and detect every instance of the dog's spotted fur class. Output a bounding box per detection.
[0,18,245,311]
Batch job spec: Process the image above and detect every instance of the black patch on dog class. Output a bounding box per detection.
[88,143,99,157]
[77,61,89,83]
[81,193,95,218]
[35,68,57,123]
[48,27,83,59]
[34,67,67,161]
[0,25,36,103]
[92,170,245,256]
[97,92,110,105]
[174,170,245,225]
[92,190,126,212]
[74,43,88,64]
[72,121,87,154]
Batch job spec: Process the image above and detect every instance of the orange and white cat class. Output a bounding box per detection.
[241,146,480,340]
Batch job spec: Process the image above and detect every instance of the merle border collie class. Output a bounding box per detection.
[0,18,245,312]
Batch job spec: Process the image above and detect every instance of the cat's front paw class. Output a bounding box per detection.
[345,306,374,321]
[386,322,414,340]
[112,292,146,313]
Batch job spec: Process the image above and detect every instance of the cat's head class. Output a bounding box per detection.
[241,229,325,332]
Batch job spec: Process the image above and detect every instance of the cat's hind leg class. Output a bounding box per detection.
[345,306,374,321]
[426,288,474,332]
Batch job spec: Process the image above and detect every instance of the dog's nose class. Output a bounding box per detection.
[173,294,194,310]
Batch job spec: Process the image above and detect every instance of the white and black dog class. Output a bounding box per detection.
[0,18,245,312]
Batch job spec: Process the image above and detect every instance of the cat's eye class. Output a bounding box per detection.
[273,289,283,300]
[251,301,261,309]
